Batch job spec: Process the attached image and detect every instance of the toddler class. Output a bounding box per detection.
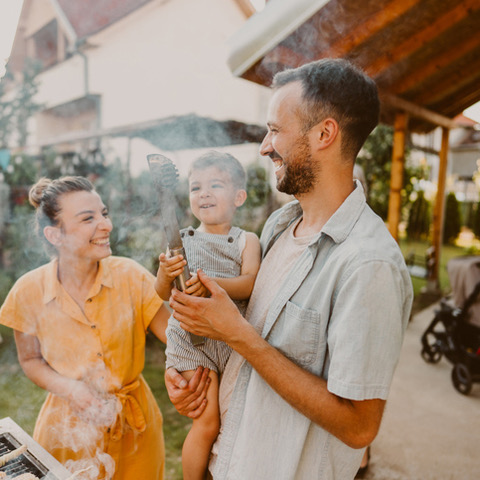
[155,151,261,480]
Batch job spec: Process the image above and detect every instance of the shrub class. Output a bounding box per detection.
[443,192,462,244]
[406,190,431,241]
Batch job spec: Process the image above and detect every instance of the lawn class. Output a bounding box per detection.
[0,238,476,478]
[398,238,478,307]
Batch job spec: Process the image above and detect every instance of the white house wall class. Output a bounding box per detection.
[36,55,86,108]
[27,0,272,176]
[85,0,269,128]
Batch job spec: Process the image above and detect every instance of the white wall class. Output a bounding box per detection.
[29,0,271,176]
[87,0,269,128]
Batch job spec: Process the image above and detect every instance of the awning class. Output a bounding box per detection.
[37,114,267,150]
[227,0,330,78]
[227,0,480,133]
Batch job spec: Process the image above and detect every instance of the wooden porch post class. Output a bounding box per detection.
[429,127,450,292]
[387,112,409,241]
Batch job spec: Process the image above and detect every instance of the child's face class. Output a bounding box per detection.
[189,166,245,227]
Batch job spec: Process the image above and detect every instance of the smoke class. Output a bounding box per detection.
[65,449,115,480]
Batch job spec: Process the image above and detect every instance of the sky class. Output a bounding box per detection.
[0,0,479,122]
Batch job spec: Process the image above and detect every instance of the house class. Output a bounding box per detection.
[411,115,480,204]
[3,0,272,178]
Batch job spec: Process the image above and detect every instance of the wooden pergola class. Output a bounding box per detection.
[228,0,480,290]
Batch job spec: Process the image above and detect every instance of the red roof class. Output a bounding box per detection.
[453,113,478,128]
[56,0,152,39]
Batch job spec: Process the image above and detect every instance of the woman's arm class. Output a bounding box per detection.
[148,303,171,344]
[214,232,261,300]
[14,331,108,423]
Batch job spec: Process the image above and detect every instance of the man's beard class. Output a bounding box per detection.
[277,136,318,195]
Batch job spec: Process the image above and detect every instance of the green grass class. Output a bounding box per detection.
[143,336,192,480]
[0,327,47,433]
[398,239,474,295]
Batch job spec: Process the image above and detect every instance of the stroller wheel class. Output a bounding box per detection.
[451,363,472,395]
[421,345,442,363]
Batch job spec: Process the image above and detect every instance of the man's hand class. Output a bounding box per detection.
[164,366,211,419]
[169,270,247,343]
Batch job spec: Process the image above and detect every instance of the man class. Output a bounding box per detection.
[167,58,413,479]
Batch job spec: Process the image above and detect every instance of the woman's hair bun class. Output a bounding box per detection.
[29,177,52,208]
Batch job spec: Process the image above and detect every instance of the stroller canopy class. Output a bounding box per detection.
[447,256,480,327]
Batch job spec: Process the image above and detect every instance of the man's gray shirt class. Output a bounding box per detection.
[212,182,414,479]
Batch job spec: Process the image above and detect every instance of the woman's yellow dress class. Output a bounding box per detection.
[0,256,165,479]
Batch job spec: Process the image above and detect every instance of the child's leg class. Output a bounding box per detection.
[181,369,220,480]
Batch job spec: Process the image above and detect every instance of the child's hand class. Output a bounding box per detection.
[185,272,210,297]
[158,252,186,282]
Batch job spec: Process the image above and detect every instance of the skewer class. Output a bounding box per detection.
[9,474,40,480]
[65,465,95,479]
[0,444,28,467]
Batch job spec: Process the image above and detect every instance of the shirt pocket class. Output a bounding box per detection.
[267,301,321,368]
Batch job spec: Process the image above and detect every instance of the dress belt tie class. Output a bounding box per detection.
[110,378,146,441]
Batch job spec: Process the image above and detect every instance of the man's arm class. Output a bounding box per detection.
[170,270,385,449]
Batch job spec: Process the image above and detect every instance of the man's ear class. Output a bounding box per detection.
[43,226,62,247]
[234,189,247,208]
[311,118,339,150]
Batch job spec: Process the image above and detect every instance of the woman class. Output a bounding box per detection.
[0,176,169,479]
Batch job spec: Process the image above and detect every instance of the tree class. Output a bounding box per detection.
[406,190,431,240]
[0,59,43,149]
[356,124,429,221]
[472,201,480,240]
[0,69,15,148]
[443,192,462,245]
[356,125,394,220]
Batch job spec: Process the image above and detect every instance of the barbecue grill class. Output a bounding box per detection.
[0,417,70,479]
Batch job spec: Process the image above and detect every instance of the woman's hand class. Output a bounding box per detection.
[67,380,118,426]
[14,331,119,427]
[164,366,211,418]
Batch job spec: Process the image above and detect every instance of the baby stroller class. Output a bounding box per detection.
[421,256,480,395]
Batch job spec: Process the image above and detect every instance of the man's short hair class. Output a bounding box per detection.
[272,58,380,160]
[189,150,246,190]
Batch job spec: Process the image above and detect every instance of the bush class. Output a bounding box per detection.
[472,201,480,240]
[406,190,430,241]
[443,192,462,244]
[0,269,13,304]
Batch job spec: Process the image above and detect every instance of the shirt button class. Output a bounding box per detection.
[91,325,96,329]
[97,352,102,357]
[87,298,92,303]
